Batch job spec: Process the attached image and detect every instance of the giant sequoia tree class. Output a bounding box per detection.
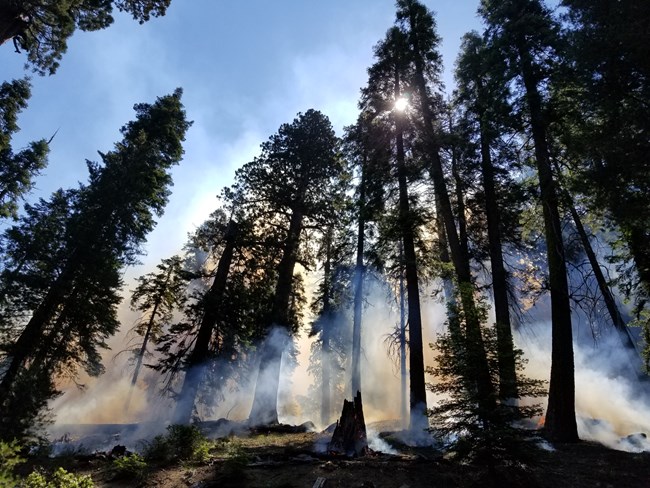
[0,89,190,438]
[0,0,172,74]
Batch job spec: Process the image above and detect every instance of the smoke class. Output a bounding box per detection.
[44,257,650,457]
[517,319,650,452]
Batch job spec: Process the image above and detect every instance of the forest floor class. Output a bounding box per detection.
[21,426,650,488]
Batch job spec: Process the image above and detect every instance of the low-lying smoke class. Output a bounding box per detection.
[46,268,650,456]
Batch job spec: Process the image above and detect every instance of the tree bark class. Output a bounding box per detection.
[517,41,578,442]
[351,159,367,396]
[320,227,333,427]
[475,87,518,399]
[328,391,369,457]
[394,69,427,432]
[173,222,237,424]
[398,242,408,429]
[248,208,303,425]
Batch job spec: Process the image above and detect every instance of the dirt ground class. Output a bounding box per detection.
[40,430,650,488]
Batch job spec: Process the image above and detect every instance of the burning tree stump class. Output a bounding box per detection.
[328,391,369,457]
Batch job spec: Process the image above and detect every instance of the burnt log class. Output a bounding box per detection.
[328,391,368,457]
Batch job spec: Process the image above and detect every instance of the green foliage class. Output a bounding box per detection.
[556,0,650,304]
[21,467,94,488]
[127,254,190,387]
[142,425,212,464]
[0,90,190,440]
[0,439,24,486]
[111,453,148,480]
[0,78,49,219]
[428,299,546,464]
[4,1,172,75]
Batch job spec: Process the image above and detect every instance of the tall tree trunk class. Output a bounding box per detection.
[125,299,160,413]
[517,42,578,442]
[476,91,518,399]
[450,141,469,268]
[320,227,333,427]
[399,242,408,429]
[404,6,495,414]
[173,222,237,424]
[394,70,427,432]
[0,263,76,402]
[435,194,460,339]
[351,160,367,396]
[248,208,303,425]
[626,226,650,296]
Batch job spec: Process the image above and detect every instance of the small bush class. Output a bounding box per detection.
[142,425,212,464]
[166,424,212,462]
[21,467,94,488]
[112,453,148,480]
[141,434,172,463]
[0,439,24,487]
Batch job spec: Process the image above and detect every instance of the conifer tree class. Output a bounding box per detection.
[479,0,578,441]
[0,78,49,219]
[0,0,172,75]
[394,0,496,426]
[126,254,189,410]
[362,25,430,431]
[558,0,650,304]
[0,89,190,438]
[238,109,343,426]
[454,31,518,399]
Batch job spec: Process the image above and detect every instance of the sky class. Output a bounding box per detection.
[0,0,482,280]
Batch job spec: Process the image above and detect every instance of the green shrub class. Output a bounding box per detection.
[0,439,25,487]
[166,424,212,462]
[140,434,172,463]
[112,453,148,480]
[21,467,94,488]
[142,425,212,464]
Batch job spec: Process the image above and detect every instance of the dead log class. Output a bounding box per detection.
[327,391,369,457]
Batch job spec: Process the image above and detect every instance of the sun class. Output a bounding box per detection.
[394,97,408,111]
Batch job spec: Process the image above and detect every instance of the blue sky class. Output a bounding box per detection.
[1,0,482,275]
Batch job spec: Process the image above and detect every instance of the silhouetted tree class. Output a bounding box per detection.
[479,0,578,441]
[0,78,49,218]
[243,109,343,426]
[0,89,190,438]
[395,0,496,427]
[126,254,189,410]
[0,0,172,74]
[454,31,518,399]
